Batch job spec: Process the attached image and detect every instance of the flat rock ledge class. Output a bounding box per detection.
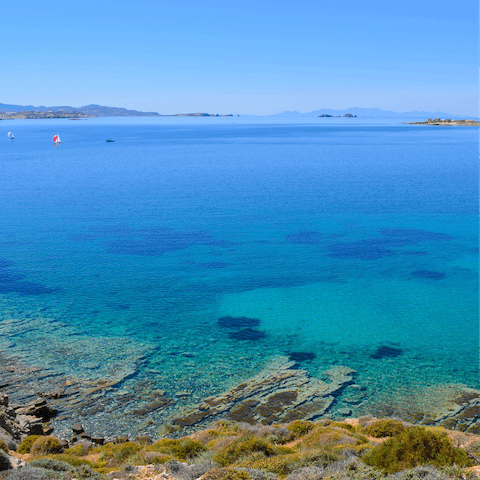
[171,357,356,429]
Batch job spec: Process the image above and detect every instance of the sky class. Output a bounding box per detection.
[1,0,478,115]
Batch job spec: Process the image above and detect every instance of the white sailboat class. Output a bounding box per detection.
[53,134,61,144]
[7,131,14,139]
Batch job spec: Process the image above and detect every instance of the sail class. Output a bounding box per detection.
[57,134,61,143]
[53,135,58,143]
[7,131,14,139]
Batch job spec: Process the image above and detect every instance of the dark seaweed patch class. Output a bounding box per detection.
[0,260,56,295]
[218,316,261,329]
[411,270,446,280]
[69,233,97,242]
[105,302,131,310]
[228,328,266,341]
[286,231,321,245]
[107,227,229,256]
[326,239,397,260]
[288,352,316,362]
[327,228,452,260]
[370,346,403,359]
[200,262,229,269]
[379,229,453,242]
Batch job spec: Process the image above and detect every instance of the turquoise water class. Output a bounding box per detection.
[0,117,477,434]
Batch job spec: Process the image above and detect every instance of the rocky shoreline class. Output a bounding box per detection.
[1,352,480,448]
[2,357,480,479]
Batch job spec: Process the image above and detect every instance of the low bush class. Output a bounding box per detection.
[146,438,205,460]
[63,444,90,457]
[2,467,51,480]
[28,458,72,472]
[363,419,405,438]
[214,437,277,467]
[297,426,361,451]
[17,436,42,454]
[0,439,8,454]
[362,426,474,474]
[30,437,63,456]
[97,441,141,467]
[202,467,251,480]
[44,453,93,468]
[71,464,104,480]
[287,421,314,439]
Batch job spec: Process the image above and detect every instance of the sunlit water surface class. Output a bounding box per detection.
[0,117,477,434]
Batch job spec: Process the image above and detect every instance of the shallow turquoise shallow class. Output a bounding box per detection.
[0,117,477,431]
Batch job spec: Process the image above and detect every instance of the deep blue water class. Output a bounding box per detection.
[0,117,477,433]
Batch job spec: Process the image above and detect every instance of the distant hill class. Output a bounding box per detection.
[0,103,160,116]
[269,107,468,118]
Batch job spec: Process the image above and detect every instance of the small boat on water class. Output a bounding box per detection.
[7,131,14,139]
[106,139,114,142]
[53,134,62,144]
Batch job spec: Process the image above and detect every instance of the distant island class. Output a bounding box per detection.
[168,113,233,117]
[270,107,474,118]
[0,103,234,119]
[319,113,357,118]
[407,118,480,126]
[0,103,161,118]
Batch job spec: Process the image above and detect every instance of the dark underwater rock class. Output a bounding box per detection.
[218,316,261,329]
[286,231,321,245]
[228,328,266,341]
[288,352,316,362]
[370,346,403,359]
[411,270,445,280]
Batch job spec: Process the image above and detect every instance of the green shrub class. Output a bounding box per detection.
[287,421,314,439]
[169,438,206,459]
[30,436,63,455]
[97,442,141,466]
[214,437,276,467]
[146,438,205,460]
[17,436,42,454]
[297,426,361,451]
[46,454,93,468]
[63,444,90,456]
[363,419,405,438]
[362,426,474,474]
[71,464,104,480]
[0,439,8,454]
[331,422,355,432]
[203,467,251,480]
[249,456,296,476]
[28,458,72,472]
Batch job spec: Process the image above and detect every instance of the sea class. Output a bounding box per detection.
[0,116,478,436]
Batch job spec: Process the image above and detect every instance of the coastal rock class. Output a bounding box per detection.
[171,356,356,429]
[370,384,480,435]
[72,423,84,435]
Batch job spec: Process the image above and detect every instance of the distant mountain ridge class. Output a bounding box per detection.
[269,107,469,118]
[0,103,160,116]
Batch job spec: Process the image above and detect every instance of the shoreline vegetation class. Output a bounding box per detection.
[407,118,480,126]
[1,354,480,479]
[1,391,480,480]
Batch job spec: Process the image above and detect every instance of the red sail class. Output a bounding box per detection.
[53,135,58,143]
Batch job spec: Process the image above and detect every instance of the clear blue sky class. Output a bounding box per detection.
[2,0,478,115]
